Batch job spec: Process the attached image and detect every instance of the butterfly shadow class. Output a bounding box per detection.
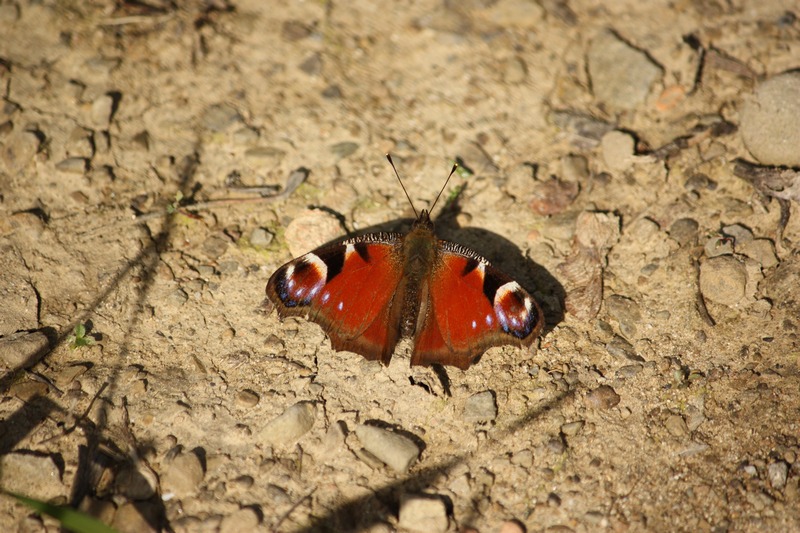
[304,189,565,392]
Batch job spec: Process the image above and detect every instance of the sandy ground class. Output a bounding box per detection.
[1,1,799,532]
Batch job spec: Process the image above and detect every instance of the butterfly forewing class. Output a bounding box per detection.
[266,234,405,363]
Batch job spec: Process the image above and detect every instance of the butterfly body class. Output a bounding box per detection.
[266,208,544,370]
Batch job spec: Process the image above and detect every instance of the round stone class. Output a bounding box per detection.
[740,72,800,166]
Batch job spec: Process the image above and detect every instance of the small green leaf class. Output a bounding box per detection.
[68,323,95,350]
[6,491,118,533]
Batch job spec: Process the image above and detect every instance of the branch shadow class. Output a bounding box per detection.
[0,153,200,530]
[294,389,574,532]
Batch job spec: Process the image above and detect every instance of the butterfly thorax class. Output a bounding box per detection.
[398,210,438,338]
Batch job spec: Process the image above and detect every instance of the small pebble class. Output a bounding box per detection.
[561,154,589,182]
[0,452,64,500]
[0,330,49,370]
[56,156,88,174]
[502,56,527,84]
[281,20,312,41]
[249,227,273,248]
[704,236,734,257]
[616,363,643,379]
[233,126,259,145]
[510,449,533,468]
[601,130,636,172]
[499,521,526,533]
[299,53,322,75]
[218,260,240,274]
[722,223,754,245]
[202,234,230,260]
[230,475,255,490]
[699,255,747,305]
[587,29,662,110]
[355,424,420,473]
[235,389,260,408]
[78,496,116,525]
[91,94,115,127]
[529,177,579,215]
[560,420,585,436]
[203,103,242,132]
[259,402,316,446]
[398,494,448,533]
[665,414,689,437]
[245,146,286,159]
[669,218,699,247]
[684,173,717,191]
[585,385,620,409]
[160,451,205,498]
[219,508,260,533]
[167,288,188,306]
[738,239,779,269]
[283,209,342,258]
[740,71,800,166]
[112,501,159,533]
[463,391,497,423]
[605,295,642,337]
[2,129,40,173]
[605,335,642,362]
[330,141,359,159]
[767,461,789,489]
[115,463,158,500]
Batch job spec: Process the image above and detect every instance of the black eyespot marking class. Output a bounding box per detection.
[275,270,304,307]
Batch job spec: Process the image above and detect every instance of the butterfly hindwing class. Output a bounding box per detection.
[412,241,544,369]
[266,234,405,363]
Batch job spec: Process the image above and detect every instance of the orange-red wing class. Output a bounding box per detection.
[267,236,404,364]
[412,244,543,369]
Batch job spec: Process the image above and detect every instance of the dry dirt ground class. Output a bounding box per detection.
[1,1,800,532]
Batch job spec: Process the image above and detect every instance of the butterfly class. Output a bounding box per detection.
[265,155,544,370]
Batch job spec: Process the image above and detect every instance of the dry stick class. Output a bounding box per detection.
[272,488,317,533]
[134,167,309,224]
[692,251,716,327]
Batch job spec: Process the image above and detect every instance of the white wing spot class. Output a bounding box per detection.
[471,319,477,329]
[477,260,487,280]
[345,243,356,260]
[337,301,344,311]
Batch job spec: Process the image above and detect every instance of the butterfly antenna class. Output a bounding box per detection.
[429,161,459,214]
[386,153,418,218]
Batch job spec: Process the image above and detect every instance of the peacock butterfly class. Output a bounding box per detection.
[265,155,544,370]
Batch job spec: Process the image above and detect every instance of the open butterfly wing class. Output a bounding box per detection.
[412,242,544,369]
[267,234,404,364]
